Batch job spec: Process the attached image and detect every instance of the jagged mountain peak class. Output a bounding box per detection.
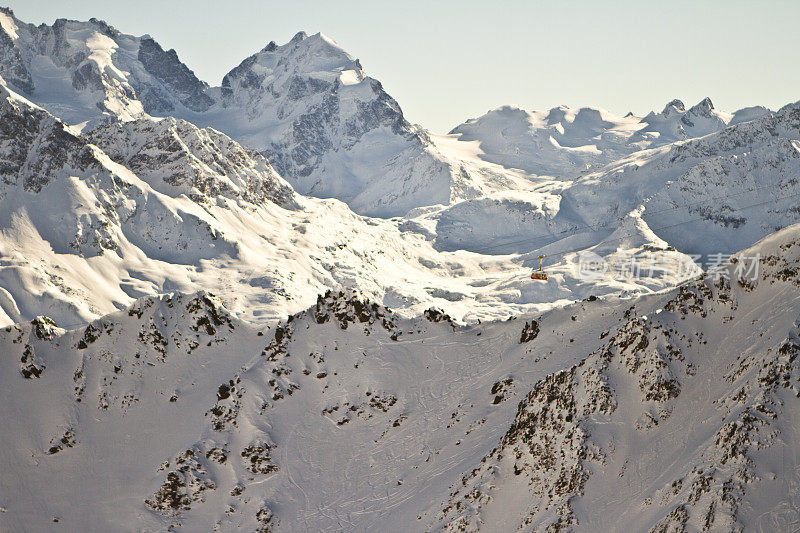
[660,98,686,114]
[688,95,715,114]
[254,31,344,57]
[86,16,114,30]
[221,29,360,95]
[290,29,308,43]
[290,31,344,52]
[0,10,211,121]
[136,36,212,113]
[653,97,719,119]
[0,10,501,217]
[211,27,492,217]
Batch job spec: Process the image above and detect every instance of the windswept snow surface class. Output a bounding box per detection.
[3,225,800,531]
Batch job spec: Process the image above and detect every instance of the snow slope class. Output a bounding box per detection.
[2,224,800,531]
[439,224,800,531]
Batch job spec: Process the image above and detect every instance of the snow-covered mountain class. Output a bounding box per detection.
[561,100,800,256]
[3,6,786,230]
[1,8,798,330]
[446,99,770,178]
[0,9,507,217]
[0,75,694,328]
[427,99,800,263]
[198,31,488,217]
[2,5,800,531]
[2,224,800,531]
[0,7,211,124]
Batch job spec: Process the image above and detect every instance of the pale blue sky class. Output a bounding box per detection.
[8,0,800,132]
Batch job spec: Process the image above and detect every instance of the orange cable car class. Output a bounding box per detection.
[531,255,548,281]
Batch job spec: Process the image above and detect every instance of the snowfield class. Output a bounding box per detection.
[1,5,800,532]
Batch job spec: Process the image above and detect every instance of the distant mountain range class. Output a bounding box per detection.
[450,98,770,177]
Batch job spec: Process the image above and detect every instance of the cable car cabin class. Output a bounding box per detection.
[531,254,548,281]
[531,270,548,281]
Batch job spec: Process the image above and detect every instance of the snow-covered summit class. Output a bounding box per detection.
[206,30,484,217]
[0,7,210,124]
[220,31,365,108]
[636,96,732,144]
